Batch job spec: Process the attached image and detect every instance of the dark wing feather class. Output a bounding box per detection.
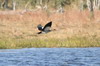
[42,21,52,32]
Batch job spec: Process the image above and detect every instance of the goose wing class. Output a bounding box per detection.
[42,21,52,32]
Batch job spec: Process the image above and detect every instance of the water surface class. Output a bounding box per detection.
[0,48,100,66]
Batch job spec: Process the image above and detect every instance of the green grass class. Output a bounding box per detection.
[0,36,100,49]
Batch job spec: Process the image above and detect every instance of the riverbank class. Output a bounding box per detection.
[0,10,100,49]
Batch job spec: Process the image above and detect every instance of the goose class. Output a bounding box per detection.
[37,21,52,34]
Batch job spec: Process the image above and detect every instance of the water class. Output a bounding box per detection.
[0,48,100,66]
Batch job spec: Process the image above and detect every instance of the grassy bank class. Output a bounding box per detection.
[0,36,100,49]
[0,10,100,49]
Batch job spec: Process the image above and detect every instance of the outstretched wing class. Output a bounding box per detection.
[43,21,52,32]
[37,24,43,31]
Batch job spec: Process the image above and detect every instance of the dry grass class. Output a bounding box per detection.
[0,9,100,49]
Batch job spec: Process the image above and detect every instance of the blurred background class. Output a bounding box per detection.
[0,0,100,49]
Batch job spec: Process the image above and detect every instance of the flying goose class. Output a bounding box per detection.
[37,21,52,34]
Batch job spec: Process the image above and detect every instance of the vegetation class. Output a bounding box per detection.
[0,36,100,49]
[0,0,100,49]
[0,0,100,10]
